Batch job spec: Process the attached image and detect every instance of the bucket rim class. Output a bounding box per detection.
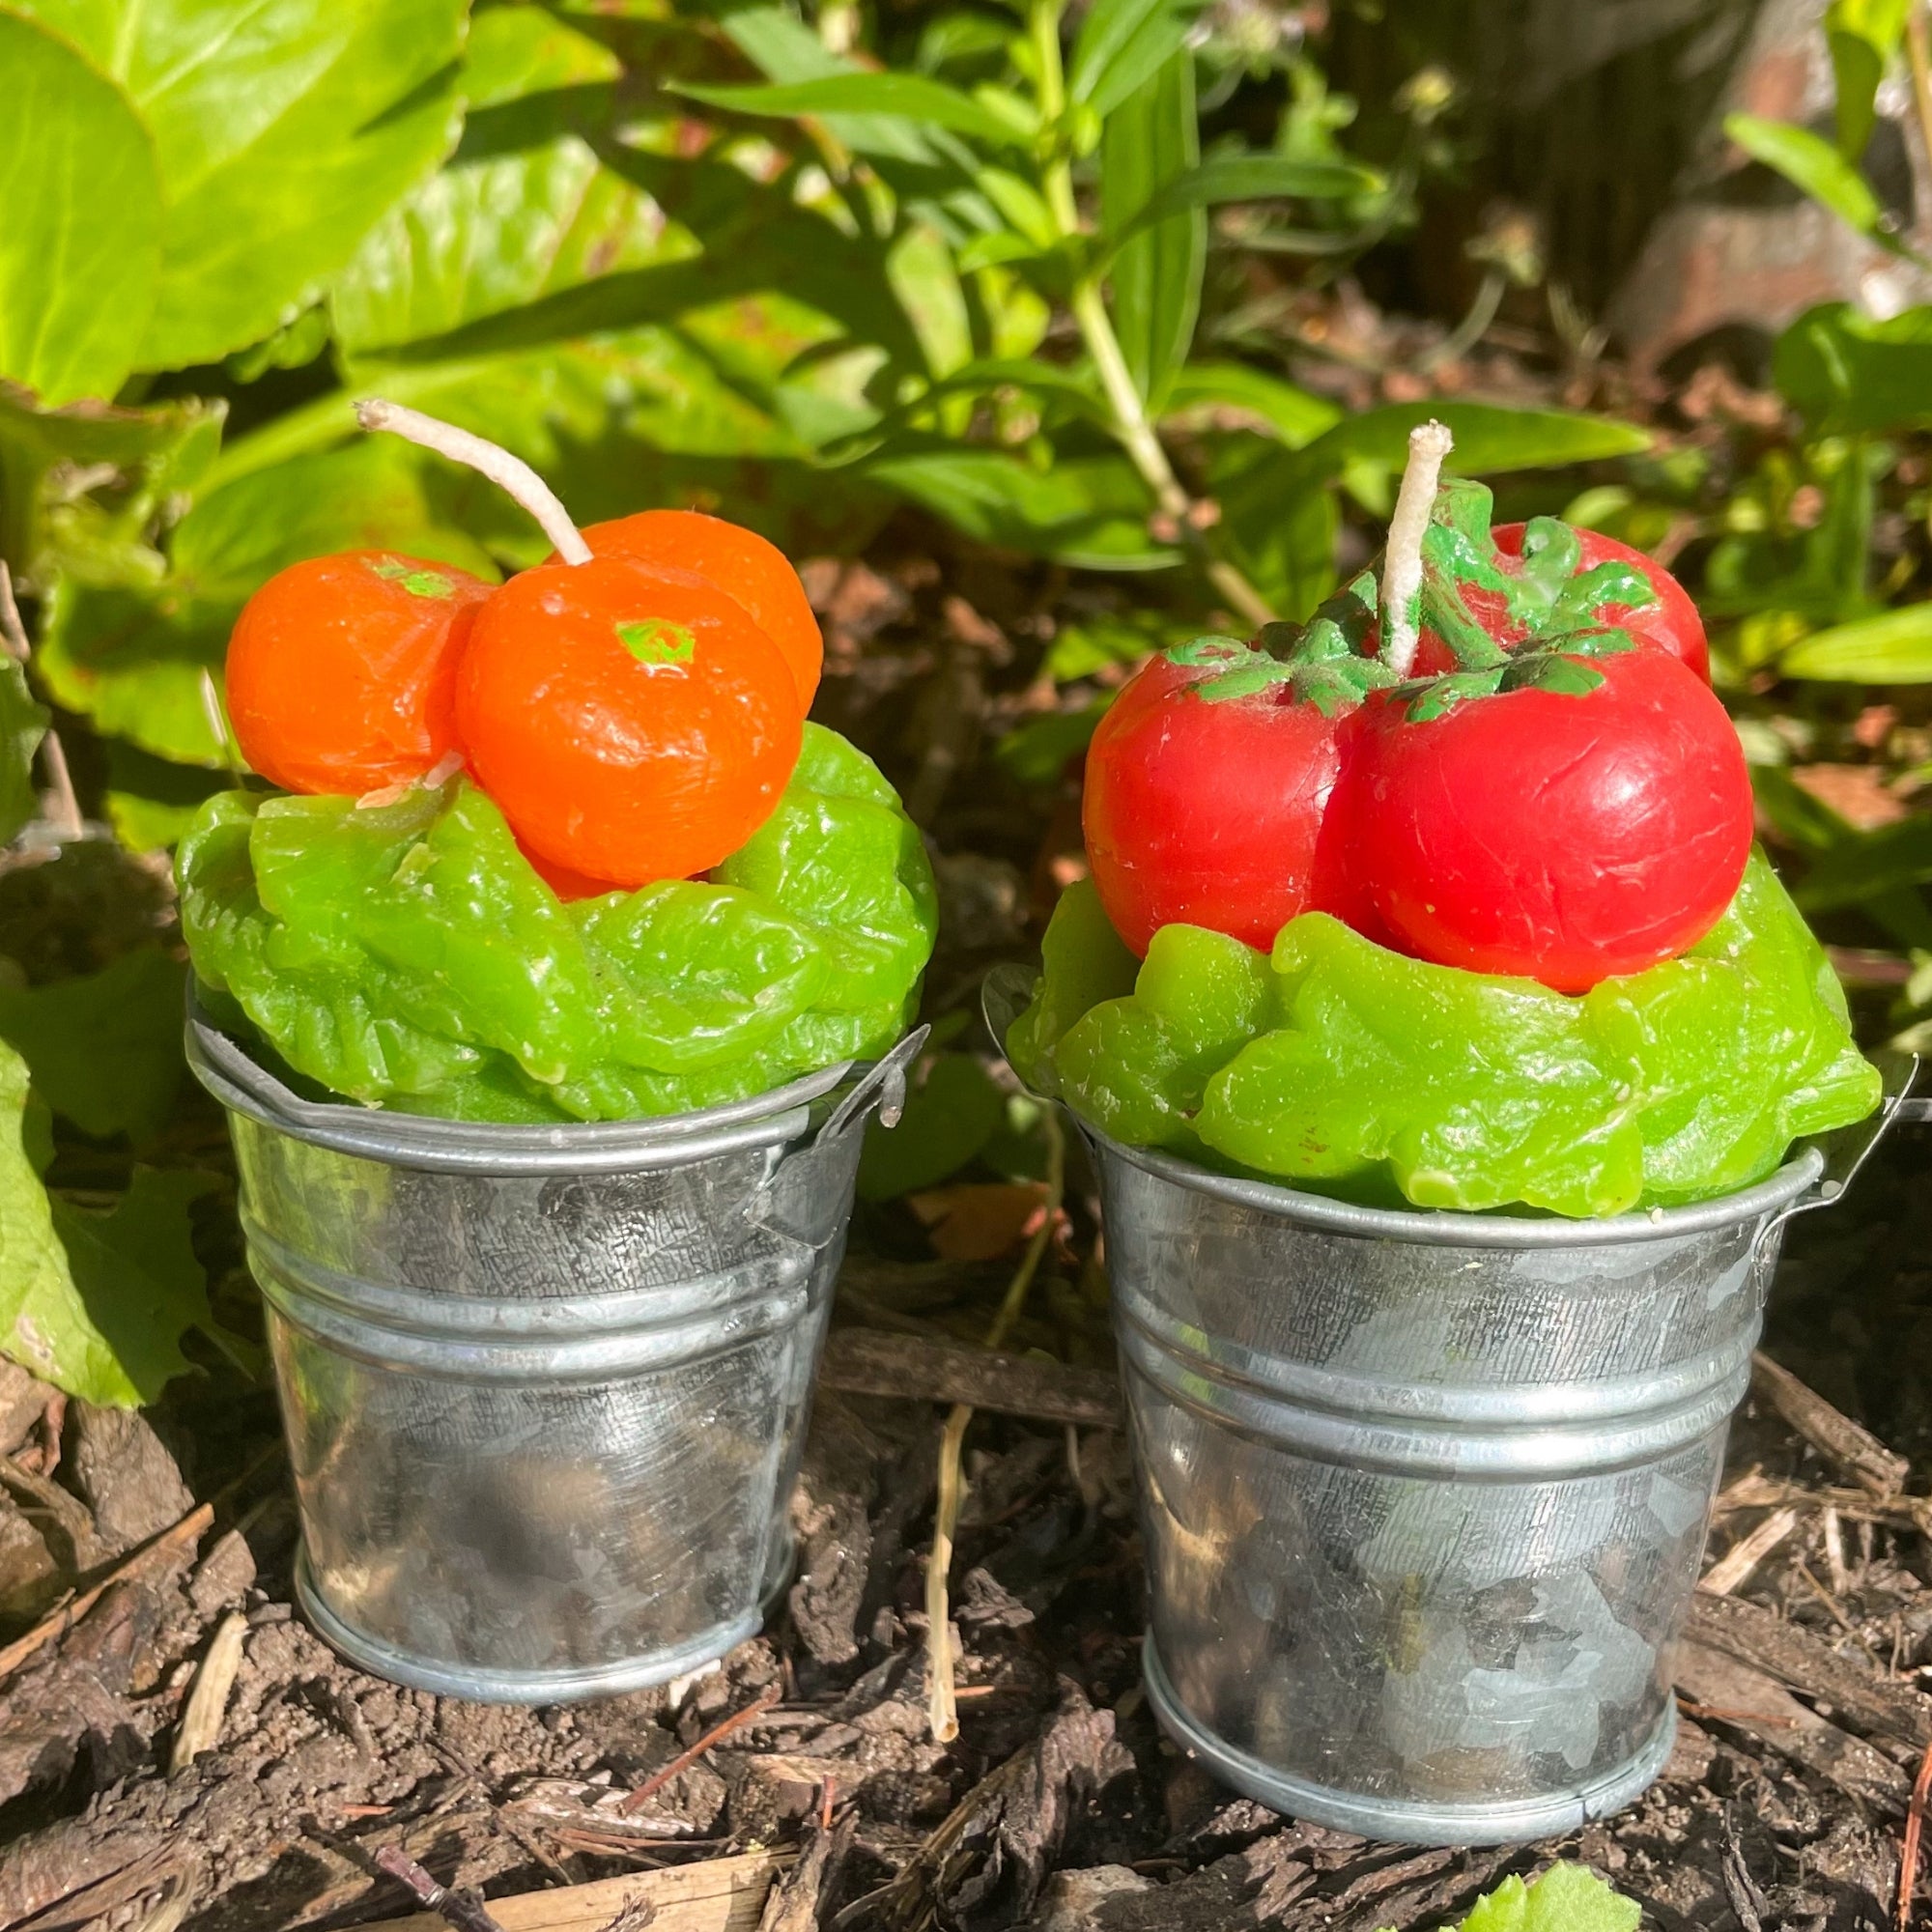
[186,994,858,1174]
[1082,1121,1825,1247]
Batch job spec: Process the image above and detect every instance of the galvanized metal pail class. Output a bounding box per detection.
[1086,1092,1910,1847]
[187,1004,923,1704]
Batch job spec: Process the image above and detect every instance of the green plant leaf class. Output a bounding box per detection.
[1162,361,1342,447]
[0,13,161,407]
[0,660,48,851]
[17,0,469,370]
[865,447,1173,568]
[996,696,1115,781]
[40,437,499,766]
[856,1051,1008,1199]
[1774,300,1932,431]
[674,73,1032,150]
[1826,0,1910,158]
[104,740,229,853]
[1724,112,1894,250]
[1069,0,1203,115]
[1289,400,1652,478]
[1781,603,1932,680]
[1105,152,1383,250]
[1102,48,1203,412]
[1793,813,1932,910]
[0,1041,215,1406]
[330,11,696,355]
[0,947,186,1143]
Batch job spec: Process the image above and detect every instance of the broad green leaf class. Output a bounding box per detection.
[0,947,185,1143]
[1826,0,1910,158]
[1070,0,1205,113]
[0,14,161,407]
[865,447,1173,568]
[1214,450,1338,617]
[1793,813,1932,911]
[887,224,975,380]
[1289,400,1652,479]
[996,696,1113,782]
[1774,300,1932,431]
[331,12,694,355]
[1105,152,1383,250]
[1162,362,1342,447]
[1102,49,1203,412]
[0,661,48,850]
[856,1052,1007,1200]
[674,73,1032,150]
[40,438,499,766]
[1782,603,1932,680]
[1724,113,1891,248]
[0,1041,215,1406]
[104,740,229,853]
[18,0,469,370]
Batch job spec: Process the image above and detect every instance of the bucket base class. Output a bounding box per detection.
[295,1538,794,1705]
[1142,1634,1676,1847]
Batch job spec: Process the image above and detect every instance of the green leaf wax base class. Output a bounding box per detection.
[177,724,938,1123]
[1009,855,1880,1219]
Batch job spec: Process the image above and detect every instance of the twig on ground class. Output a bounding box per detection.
[1900,1734,1932,1931]
[620,1683,781,1814]
[373,1848,509,1932]
[1699,1507,1800,1597]
[820,1329,1121,1428]
[171,1610,247,1772]
[0,1500,212,1683]
[1751,1352,1911,1497]
[924,1109,1066,1743]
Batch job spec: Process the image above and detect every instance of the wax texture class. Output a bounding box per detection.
[178,724,936,1120]
[1009,857,1878,1217]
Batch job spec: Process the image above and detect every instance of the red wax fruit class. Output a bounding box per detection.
[1334,648,1753,992]
[1083,643,1347,956]
[456,555,803,888]
[567,510,823,710]
[225,551,493,794]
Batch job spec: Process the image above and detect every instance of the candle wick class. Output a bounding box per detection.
[355,400,592,566]
[1380,420,1454,680]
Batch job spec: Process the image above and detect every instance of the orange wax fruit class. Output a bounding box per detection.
[569,510,823,710]
[225,551,493,795]
[456,555,803,887]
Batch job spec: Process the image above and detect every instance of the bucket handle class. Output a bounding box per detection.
[1755,1049,1921,1253]
[811,1024,929,1149]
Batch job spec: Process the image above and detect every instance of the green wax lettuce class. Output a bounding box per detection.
[1009,854,1878,1218]
[178,724,937,1122]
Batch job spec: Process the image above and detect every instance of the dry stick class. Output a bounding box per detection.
[0,561,29,660]
[924,1110,1066,1744]
[1698,1505,1801,1598]
[1901,1734,1932,1932]
[1908,3,1932,213]
[619,1682,782,1814]
[1379,420,1455,679]
[372,1847,509,1932]
[171,1608,247,1772]
[0,1500,213,1683]
[355,400,592,565]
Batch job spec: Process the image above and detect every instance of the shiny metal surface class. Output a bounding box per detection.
[190,1013,923,1704]
[1090,1126,1840,1846]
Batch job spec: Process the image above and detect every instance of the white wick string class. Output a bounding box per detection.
[355,400,592,565]
[1380,419,1454,679]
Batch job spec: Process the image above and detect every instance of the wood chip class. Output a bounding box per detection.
[820,1329,1122,1430]
[1699,1506,1800,1597]
[1751,1353,1912,1498]
[352,1850,787,1932]
[170,1611,246,1773]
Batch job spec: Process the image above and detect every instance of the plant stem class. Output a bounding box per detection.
[1028,0,1275,630]
[355,400,591,564]
[1908,4,1932,213]
[1380,420,1453,677]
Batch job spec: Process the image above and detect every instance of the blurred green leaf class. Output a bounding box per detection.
[1826,0,1909,159]
[1044,608,1168,680]
[1792,813,1932,911]
[18,0,469,369]
[857,1051,1007,1199]
[1161,361,1341,446]
[1289,400,1651,479]
[1783,603,1932,680]
[1724,113,1897,252]
[104,741,230,853]
[866,447,1173,568]
[1070,0,1204,117]
[332,12,691,355]
[1775,301,1932,431]
[1103,49,1203,412]
[1105,152,1383,250]
[0,947,185,1143]
[675,73,1032,149]
[1215,451,1338,616]
[0,14,161,408]
[0,662,48,851]
[41,438,498,766]
[996,696,1114,782]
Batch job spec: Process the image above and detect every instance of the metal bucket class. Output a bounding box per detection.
[187,1004,923,1704]
[1083,1077,1917,1846]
